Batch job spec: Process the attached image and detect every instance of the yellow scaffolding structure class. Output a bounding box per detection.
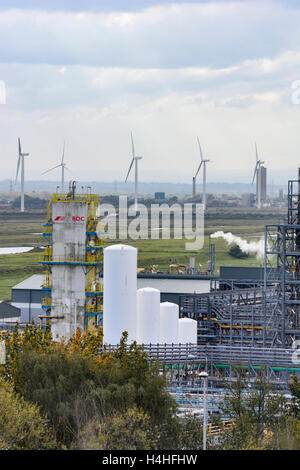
[39,191,106,332]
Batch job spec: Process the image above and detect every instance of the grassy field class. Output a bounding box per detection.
[0,207,284,301]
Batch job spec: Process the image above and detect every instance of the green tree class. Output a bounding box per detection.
[3,327,178,449]
[229,244,248,259]
[218,369,292,449]
[76,407,157,450]
[0,377,55,450]
[289,375,300,418]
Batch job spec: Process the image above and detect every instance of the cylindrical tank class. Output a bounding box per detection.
[159,302,179,344]
[178,317,198,344]
[103,244,137,344]
[136,287,160,344]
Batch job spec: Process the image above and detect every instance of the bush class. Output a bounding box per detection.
[0,377,55,450]
[228,244,248,259]
[3,325,178,449]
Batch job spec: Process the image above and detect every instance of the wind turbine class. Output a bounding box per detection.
[125,132,142,211]
[252,142,264,209]
[15,138,29,212]
[193,137,210,210]
[42,142,67,193]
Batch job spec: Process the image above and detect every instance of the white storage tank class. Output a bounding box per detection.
[159,302,179,344]
[103,244,137,345]
[178,317,198,344]
[136,287,160,344]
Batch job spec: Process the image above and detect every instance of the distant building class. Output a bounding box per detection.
[154,192,165,200]
[242,193,255,207]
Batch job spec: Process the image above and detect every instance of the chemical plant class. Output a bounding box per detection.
[1,174,300,405]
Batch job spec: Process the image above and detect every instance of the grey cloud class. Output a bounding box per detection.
[0,3,298,68]
[0,0,264,13]
[1,49,298,112]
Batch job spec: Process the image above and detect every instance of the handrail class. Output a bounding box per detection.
[99,344,296,368]
[39,254,103,264]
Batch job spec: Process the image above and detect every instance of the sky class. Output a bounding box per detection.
[0,0,299,185]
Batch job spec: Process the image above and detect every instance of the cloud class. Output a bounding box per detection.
[0,0,285,13]
[0,1,299,184]
[0,49,298,112]
[0,2,299,68]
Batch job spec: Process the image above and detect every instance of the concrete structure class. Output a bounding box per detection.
[255,165,267,207]
[51,200,86,339]
[38,190,104,340]
[260,166,267,203]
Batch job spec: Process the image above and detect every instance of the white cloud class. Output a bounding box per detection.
[0,2,299,67]
[0,1,299,184]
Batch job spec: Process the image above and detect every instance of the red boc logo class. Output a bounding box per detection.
[54,216,85,222]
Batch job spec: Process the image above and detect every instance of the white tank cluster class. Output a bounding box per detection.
[137,287,160,344]
[103,244,197,345]
[103,244,137,344]
[159,302,179,344]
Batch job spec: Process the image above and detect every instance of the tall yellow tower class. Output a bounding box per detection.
[39,184,106,340]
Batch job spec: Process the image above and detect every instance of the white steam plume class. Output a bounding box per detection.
[210,231,264,258]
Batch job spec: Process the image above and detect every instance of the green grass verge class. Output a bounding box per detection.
[0,208,283,300]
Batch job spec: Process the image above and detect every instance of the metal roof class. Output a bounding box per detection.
[12,274,44,290]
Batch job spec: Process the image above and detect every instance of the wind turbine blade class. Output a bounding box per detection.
[125,158,134,182]
[252,162,259,184]
[195,161,203,179]
[197,137,204,161]
[41,164,61,176]
[18,137,21,156]
[131,132,135,159]
[15,156,21,183]
[255,142,259,162]
[61,141,65,164]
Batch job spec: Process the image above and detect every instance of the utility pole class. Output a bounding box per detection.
[200,371,208,450]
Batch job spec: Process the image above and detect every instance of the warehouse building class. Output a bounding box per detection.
[11,275,50,323]
[0,301,20,322]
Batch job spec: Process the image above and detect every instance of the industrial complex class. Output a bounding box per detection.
[1,172,300,401]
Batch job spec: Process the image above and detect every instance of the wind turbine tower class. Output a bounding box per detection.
[42,142,67,193]
[252,143,266,209]
[125,132,143,211]
[15,138,29,212]
[193,137,210,210]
